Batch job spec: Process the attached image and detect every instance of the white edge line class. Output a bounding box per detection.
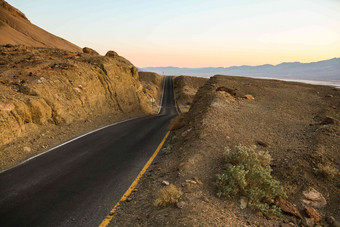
[157,76,166,114]
[0,116,140,174]
[1,79,167,174]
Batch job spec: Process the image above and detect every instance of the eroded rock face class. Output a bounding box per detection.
[0,45,156,147]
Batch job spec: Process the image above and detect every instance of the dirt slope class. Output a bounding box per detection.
[0,45,162,171]
[0,0,81,52]
[173,75,208,112]
[111,75,339,226]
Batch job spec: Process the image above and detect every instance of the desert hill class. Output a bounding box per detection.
[0,0,81,52]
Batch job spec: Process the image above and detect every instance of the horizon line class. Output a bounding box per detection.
[138,57,340,69]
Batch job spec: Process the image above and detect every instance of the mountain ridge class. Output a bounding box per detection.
[140,57,340,81]
[0,0,81,52]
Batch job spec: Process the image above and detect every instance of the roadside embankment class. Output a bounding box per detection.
[111,75,339,226]
[173,75,208,112]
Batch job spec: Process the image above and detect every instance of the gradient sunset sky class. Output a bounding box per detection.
[7,0,340,67]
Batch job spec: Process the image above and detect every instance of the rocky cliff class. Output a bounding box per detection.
[0,45,161,170]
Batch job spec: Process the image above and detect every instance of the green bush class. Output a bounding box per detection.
[215,145,286,216]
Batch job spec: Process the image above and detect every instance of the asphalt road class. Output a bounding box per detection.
[0,76,178,227]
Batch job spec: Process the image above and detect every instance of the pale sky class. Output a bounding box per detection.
[7,0,340,67]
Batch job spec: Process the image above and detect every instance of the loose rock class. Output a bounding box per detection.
[244,94,255,100]
[302,217,315,227]
[193,176,203,186]
[162,180,170,186]
[23,146,31,152]
[275,196,302,219]
[176,201,185,209]
[185,179,197,184]
[239,196,248,209]
[326,216,340,227]
[305,206,322,222]
[302,188,327,208]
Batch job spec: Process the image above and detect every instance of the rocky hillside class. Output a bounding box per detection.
[111,75,339,226]
[0,0,81,52]
[139,71,163,111]
[0,45,162,171]
[173,76,208,112]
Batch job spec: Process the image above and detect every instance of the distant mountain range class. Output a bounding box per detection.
[140,58,340,81]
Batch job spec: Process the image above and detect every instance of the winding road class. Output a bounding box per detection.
[0,76,178,226]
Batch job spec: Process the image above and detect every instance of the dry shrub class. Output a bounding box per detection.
[169,113,186,130]
[215,145,286,216]
[154,184,183,207]
[316,163,338,180]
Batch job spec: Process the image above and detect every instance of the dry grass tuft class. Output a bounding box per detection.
[154,184,183,207]
[316,163,338,180]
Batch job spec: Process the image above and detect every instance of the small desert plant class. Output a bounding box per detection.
[215,145,286,216]
[154,184,183,207]
[162,144,172,154]
[171,135,178,141]
[315,163,338,180]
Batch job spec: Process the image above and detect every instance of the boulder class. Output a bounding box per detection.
[275,196,302,219]
[82,47,99,56]
[105,50,119,58]
[302,188,327,208]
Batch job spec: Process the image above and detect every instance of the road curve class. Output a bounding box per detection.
[0,76,178,227]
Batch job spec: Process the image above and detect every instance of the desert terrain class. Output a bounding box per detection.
[111,75,339,227]
[0,0,339,226]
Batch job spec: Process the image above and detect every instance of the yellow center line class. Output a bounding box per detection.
[98,130,171,227]
[172,76,181,114]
